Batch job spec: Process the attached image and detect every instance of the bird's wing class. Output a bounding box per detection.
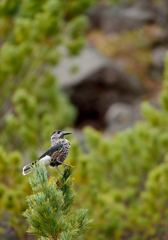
[38,143,63,160]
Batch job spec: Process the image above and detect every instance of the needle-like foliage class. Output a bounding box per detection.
[23,163,92,240]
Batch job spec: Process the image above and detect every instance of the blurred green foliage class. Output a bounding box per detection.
[0,0,96,238]
[0,0,168,239]
[24,164,92,239]
[65,53,168,239]
[0,146,31,236]
[0,0,93,151]
[64,57,168,239]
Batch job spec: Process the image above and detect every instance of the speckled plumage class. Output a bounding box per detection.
[49,131,71,167]
[22,130,71,175]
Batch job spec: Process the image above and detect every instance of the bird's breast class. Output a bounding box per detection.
[51,139,70,164]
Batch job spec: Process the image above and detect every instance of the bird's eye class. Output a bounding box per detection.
[57,130,61,134]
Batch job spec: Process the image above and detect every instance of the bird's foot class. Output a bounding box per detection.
[63,163,71,169]
[56,160,71,169]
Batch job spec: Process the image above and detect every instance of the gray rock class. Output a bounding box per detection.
[86,4,107,29]
[52,46,145,129]
[53,46,144,93]
[152,47,167,69]
[100,1,155,33]
[155,0,168,26]
[104,96,160,136]
[104,102,134,132]
[104,101,143,135]
[52,46,109,89]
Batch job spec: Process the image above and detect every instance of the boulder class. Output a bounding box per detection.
[52,46,110,89]
[151,47,167,69]
[87,0,156,33]
[52,46,145,129]
[104,96,160,136]
[104,102,141,134]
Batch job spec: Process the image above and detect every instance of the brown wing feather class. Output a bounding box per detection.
[50,139,70,167]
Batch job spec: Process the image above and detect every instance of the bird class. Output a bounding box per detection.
[22,130,72,176]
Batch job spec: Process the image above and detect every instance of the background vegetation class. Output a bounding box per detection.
[24,164,92,240]
[0,0,168,239]
[0,0,95,237]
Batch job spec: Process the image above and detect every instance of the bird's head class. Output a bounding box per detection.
[50,130,72,144]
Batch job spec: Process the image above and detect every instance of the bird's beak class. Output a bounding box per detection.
[63,132,72,136]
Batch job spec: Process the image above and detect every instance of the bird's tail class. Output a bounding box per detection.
[22,161,37,175]
[22,155,52,175]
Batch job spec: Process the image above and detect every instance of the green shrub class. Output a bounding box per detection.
[66,53,168,239]
[23,163,92,240]
[0,0,96,237]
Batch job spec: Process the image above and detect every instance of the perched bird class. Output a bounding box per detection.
[22,130,72,175]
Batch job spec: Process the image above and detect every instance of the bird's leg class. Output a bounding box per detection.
[55,165,63,176]
[56,160,71,168]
